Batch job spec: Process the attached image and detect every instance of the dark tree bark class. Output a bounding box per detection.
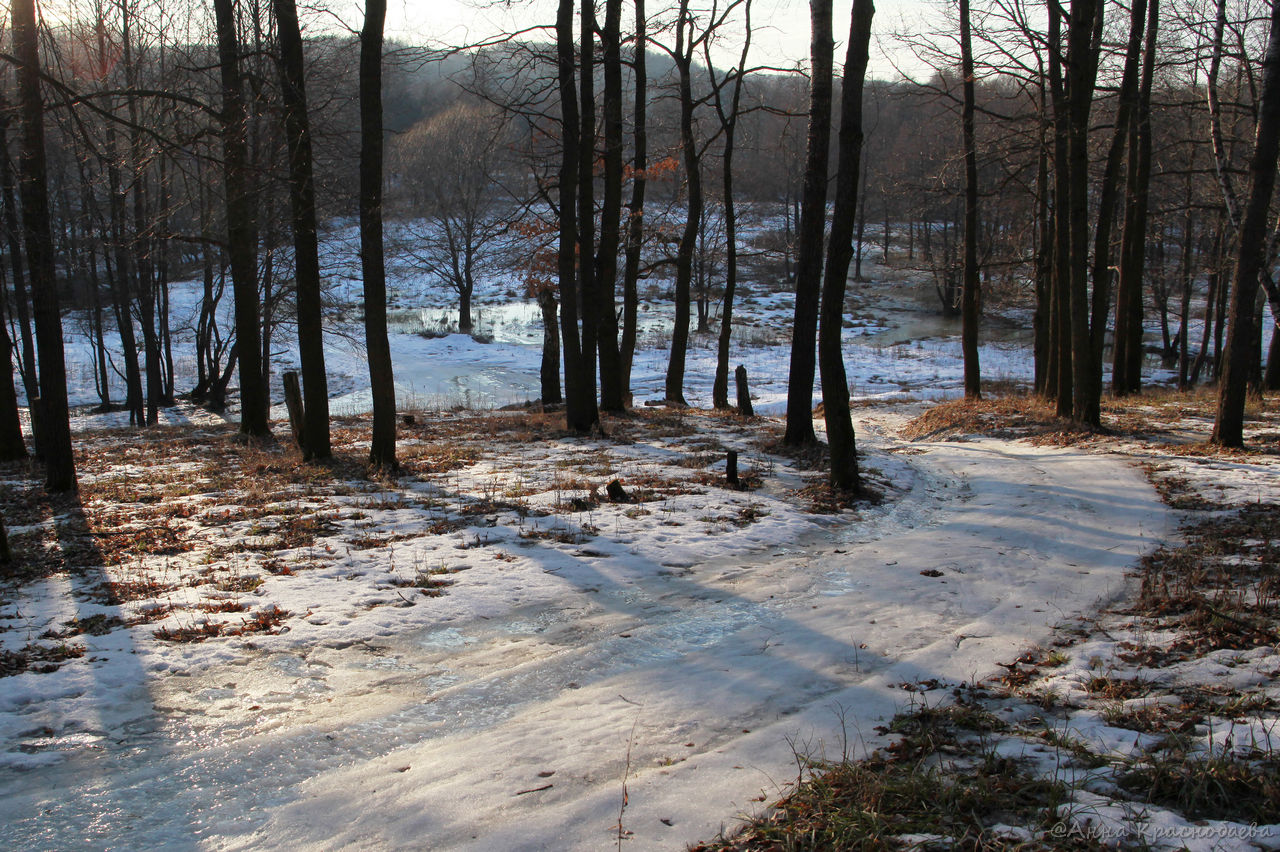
[619,0,647,404]
[578,0,600,414]
[0,96,36,410]
[818,0,873,493]
[1213,0,1280,447]
[556,0,594,431]
[1088,0,1147,384]
[1112,0,1159,398]
[1047,2,1073,414]
[0,279,24,460]
[1033,99,1051,395]
[120,9,161,427]
[13,0,75,491]
[959,0,981,399]
[537,288,562,406]
[361,0,397,467]
[596,0,625,412]
[214,0,269,437]
[665,0,701,406]
[784,0,834,446]
[1066,0,1104,426]
[711,4,753,411]
[275,0,331,460]
[100,108,144,426]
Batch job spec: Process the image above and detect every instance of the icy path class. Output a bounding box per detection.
[0,426,1169,851]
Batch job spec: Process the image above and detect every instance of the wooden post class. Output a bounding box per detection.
[726,450,739,488]
[282,372,305,450]
[734,365,754,417]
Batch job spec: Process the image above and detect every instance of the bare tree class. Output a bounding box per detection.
[596,0,626,412]
[361,0,397,467]
[784,0,834,447]
[276,0,331,460]
[819,0,874,493]
[619,0,648,402]
[556,0,596,431]
[0,279,24,460]
[709,0,753,411]
[13,0,76,490]
[392,101,512,335]
[215,0,270,437]
[960,0,981,399]
[1213,0,1280,447]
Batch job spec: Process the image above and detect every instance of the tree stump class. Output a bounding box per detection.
[282,372,305,450]
[734,366,754,417]
[606,479,629,502]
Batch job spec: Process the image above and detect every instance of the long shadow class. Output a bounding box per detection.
[0,459,199,850]
[0,428,1167,849]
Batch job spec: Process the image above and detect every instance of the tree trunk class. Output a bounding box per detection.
[960,0,982,399]
[537,288,562,406]
[1048,2,1073,414]
[1112,0,1158,398]
[361,0,397,467]
[665,0,701,407]
[1213,0,1280,446]
[0,96,37,409]
[1089,0,1148,379]
[276,0,331,460]
[13,0,75,491]
[784,0,834,446]
[577,0,600,415]
[214,0,269,437]
[0,280,25,460]
[556,0,594,431]
[712,8,753,411]
[597,0,625,412]
[620,0,646,407]
[818,0,873,493]
[1067,0,1104,426]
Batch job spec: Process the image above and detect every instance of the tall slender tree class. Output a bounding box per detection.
[596,0,625,412]
[664,0,702,406]
[1089,0,1148,381]
[556,0,595,431]
[784,0,835,447]
[214,0,269,437]
[710,2,753,411]
[959,0,981,399]
[619,0,647,403]
[1066,0,1104,427]
[577,0,600,414]
[0,285,24,461]
[361,0,397,467]
[275,0,331,460]
[1213,0,1280,447]
[13,0,75,491]
[1113,0,1159,398]
[0,91,36,412]
[819,0,874,493]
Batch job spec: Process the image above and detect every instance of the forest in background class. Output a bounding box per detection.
[0,0,1277,496]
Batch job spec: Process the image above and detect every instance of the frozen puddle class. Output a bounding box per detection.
[0,435,1170,851]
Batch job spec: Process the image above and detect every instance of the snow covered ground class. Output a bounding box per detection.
[9,222,1276,849]
[0,403,1170,850]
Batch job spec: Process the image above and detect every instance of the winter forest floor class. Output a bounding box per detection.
[0,388,1276,850]
[695,387,1280,851]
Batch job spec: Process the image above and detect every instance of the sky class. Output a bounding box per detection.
[382,0,938,79]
